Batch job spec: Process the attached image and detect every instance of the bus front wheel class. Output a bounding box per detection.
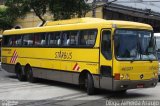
[26,66,36,83]
[85,73,94,95]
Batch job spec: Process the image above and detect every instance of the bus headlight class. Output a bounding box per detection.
[153,72,158,78]
[125,74,130,80]
[120,74,130,80]
[120,74,124,80]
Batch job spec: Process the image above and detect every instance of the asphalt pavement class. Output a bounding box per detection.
[0,68,160,106]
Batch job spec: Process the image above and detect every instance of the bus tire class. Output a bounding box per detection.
[26,66,36,83]
[16,65,26,81]
[121,90,127,93]
[114,90,127,94]
[85,73,94,95]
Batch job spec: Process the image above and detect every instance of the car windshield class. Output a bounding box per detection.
[115,29,156,61]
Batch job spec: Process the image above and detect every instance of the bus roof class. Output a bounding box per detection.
[3,17,153,35]
[44,17,106,26]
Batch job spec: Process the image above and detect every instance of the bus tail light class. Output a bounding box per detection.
[114,73,120,80]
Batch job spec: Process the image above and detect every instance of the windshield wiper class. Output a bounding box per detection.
[139,48,153,62]
[143,39,156,62]
[144,48,154,62]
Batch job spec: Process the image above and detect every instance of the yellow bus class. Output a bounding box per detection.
[1,18,159,95]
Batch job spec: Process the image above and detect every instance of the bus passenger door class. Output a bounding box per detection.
[100,29,113,90]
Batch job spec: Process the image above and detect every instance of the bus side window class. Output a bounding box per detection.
[79,30,87,45]
[49,32,61,46]
[62,32,70,46]
[34,33,46,46]
[101,30,112,60]
[15,35,22,46]
[68,31,79,46]
[23,34,34,46]
[86,30,97,45]
[79,29,97,47]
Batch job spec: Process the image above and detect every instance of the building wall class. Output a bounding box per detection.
[15,7,103,28]
[85,7,103,18]
[0,0,4,5]
[15,12,53,28]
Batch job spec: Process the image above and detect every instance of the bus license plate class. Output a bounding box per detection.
[137,84,144,88]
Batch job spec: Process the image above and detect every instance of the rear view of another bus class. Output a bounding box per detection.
[154,33,160,81]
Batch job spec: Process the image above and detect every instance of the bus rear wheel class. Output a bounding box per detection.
[16,65,26,81]
[85,73,94,95]
[26,66,36,83]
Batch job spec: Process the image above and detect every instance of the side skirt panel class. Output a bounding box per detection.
[32,67,80,85]
[2,63,15,73]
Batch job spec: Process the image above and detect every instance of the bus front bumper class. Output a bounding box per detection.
[113,78,158,91]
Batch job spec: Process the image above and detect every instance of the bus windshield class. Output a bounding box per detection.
[155,36,160,61]
[115,29,156,61]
